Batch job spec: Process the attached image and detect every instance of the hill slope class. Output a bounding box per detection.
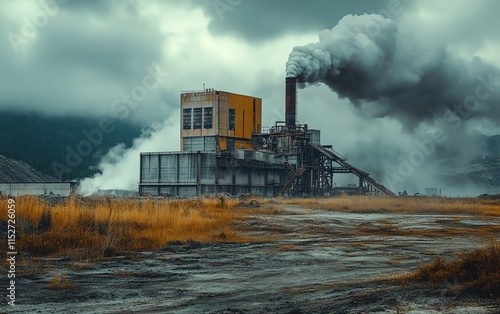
[0,154,59,182]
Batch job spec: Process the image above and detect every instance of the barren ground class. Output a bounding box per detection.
[4,204,500,313]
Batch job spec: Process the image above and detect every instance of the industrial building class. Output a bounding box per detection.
[0,182,78,197]
[180,90,262,152]
[0,154,79,197]
[139,78,395,197]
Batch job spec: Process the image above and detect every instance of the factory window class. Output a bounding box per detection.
[193,108,202,129]
[229,108,235,131]
[204,107,213,129]
[183,108,192,130]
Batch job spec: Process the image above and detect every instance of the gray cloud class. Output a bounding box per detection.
[0,0,171,124]
[191,0,391,41]
[59,0,113,14]
[405,0,500,47]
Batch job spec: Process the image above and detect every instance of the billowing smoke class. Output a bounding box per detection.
[287,13,500,195]
[286,14,500,128]
[78,114,180,196]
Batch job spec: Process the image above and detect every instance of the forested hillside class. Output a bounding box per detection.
[0,112,142,181]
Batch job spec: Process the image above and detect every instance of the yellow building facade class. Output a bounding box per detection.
[180,90,262,152]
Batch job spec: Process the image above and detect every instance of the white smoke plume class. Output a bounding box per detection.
[78,113,180,196]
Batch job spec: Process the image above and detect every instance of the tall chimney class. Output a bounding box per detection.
[285,77,297,128]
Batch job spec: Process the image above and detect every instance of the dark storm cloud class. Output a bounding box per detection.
[31,12,162,80]
[286,13,500,129]
[282,1,500,194]
[191,0,392,41]
[0,0,169,123]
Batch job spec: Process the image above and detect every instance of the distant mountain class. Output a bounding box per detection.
[439,134,500,194]
[0,111,143,181]
[0,154,59,182]
[442,162,500,192]
[486,134,500,158]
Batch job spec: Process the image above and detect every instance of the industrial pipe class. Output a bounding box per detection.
[285,77,297,129]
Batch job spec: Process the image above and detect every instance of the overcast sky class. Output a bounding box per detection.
[1,0,499,194]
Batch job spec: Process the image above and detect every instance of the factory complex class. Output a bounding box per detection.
[139,77,395,198]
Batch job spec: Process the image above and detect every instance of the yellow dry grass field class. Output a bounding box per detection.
[1,195,499,261]
[280,196,500,216]
[399,240,500,297]
[0,196,250,258]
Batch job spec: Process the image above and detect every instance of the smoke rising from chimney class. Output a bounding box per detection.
[286,14,500,128]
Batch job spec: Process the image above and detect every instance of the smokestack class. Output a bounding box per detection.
[285,77,297,128]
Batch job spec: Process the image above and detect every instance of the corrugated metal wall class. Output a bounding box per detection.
[182,136,217,152]
[139,151,282,197]
[0,183,75,196]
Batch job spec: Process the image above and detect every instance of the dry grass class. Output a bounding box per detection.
[69,260,95,270]
[0,196,252,258]
[279,196,500,216]
[277,243,301,251]
[5,257,47,278]
[1,195,499,259]
[400,240,500,297]
[354,220,500,239]
[46,274,76,290]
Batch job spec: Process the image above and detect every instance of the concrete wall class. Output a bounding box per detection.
[0,182,77,197]
[141,152,217,185]
[139,151,283,197]
[180,90,262,152]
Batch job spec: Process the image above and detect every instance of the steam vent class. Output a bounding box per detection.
[139,78,395,197]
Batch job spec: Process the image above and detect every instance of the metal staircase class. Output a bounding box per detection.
[309,144,396,196]
[283,166,306,192]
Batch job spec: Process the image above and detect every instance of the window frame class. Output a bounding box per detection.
[229,108,235,131]
[193,108,203,129]
[182,108,192,130]
[204,107,213,129]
